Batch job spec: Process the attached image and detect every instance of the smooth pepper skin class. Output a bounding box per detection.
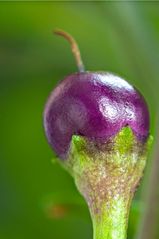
[44,72,149,159]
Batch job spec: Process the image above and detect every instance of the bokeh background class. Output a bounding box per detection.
[0,2,159,239]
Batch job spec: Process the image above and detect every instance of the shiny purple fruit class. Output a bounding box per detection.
[43,30,149,159]
[44,72,149,159]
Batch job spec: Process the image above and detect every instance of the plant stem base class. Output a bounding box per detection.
[92,196,132,239]
[63,127,152,239]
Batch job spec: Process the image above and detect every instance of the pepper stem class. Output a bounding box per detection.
[63,128,152,239]
[54,29,85,73]
[91,195,132,239]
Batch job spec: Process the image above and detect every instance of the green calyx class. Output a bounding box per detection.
[62,127,153,239]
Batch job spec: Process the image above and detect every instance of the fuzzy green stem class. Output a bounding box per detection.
[62,127,152,239]
[91,196,132,239]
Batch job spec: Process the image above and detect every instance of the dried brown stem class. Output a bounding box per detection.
[54,29,85,73]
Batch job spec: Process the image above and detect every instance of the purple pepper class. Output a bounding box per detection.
[43,30,149,159]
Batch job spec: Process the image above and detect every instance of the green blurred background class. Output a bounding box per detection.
[0,2,158,239]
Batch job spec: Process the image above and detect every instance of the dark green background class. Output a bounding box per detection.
[0,2,158,239]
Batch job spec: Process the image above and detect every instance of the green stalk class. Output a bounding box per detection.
[92,196,132,239]
[61,127,152,239]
